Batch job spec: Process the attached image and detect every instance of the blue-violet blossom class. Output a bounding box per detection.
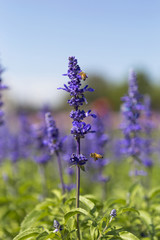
[120,70,144,160]
[45,112,64,154]
[58,56,96,166]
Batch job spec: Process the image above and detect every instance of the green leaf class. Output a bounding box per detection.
[20,209,48,231]
[139,210,152,225]
[119,207,139,215]
[79,196,95,210]
[150,203,160,213]
[51,189,62,200]
[128,182,142,199]
[155,224,160,231]
[119,231,140,240]
[83,194,100,204]
[148,187,160,199]
[80,165,85,172]
[36,231,49,240]
[43,232,59,239]
[64,208,92,222]
[90,225,97,240]
[65,196,95,210]
[35,199,56,210]
[0,196,10,206]
[13,228,43,240]
[128,182,139,194]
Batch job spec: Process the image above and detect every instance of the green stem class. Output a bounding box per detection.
[76,137,81,240]
[98,216,113,240]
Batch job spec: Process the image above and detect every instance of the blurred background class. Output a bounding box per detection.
[0,0,160,113]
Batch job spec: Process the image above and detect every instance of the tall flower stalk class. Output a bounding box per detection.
[58,56,96,239]
[120,70,144,175]
[45,112,66,194]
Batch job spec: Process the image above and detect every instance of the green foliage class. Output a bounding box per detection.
[1,160,160,239]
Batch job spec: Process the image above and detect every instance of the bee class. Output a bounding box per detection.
[90,152,103,161]
[79,71,88,81]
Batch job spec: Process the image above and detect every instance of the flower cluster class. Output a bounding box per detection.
[121,70,144,159]
[58,57,96,166]
[70,153,88,166]
[32,122,51,165]
[53,220,62,233]
[45,112,63,154]
[110,209,117,218]
[58,56,96,139]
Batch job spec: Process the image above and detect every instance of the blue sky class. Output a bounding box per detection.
[0,0,160,107]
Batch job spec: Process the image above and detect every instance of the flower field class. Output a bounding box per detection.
[1,57,160,240]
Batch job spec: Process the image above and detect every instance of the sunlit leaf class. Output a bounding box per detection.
[13,228,43,240]
[119,231,140,240]
[64,208,92,222]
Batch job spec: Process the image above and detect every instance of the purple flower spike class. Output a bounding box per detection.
[58,56,96,140]
[59,57,96,168]
[59,57,96,232]
[45,112,62,154]
[32,122,51,165]
[45,112,66,193]
[120,70,144,159]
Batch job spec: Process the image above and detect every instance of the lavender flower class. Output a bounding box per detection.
[45,112,66,193]
[58,57,96,166]
[110,209,117,218]
[58,57,96,239]
[8,113,34,163]
[98,208,117,240]
[70,153,88,166]
[18,113,34,158]
[64,183,76,192]
[32,123,51,165]
[58,56,96,141]
[53,220,61,233]
[0,126,10,163]
[9,134,20,163]
[45,112,62,154]
[120,70,144,160]
[34,154,51,165]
